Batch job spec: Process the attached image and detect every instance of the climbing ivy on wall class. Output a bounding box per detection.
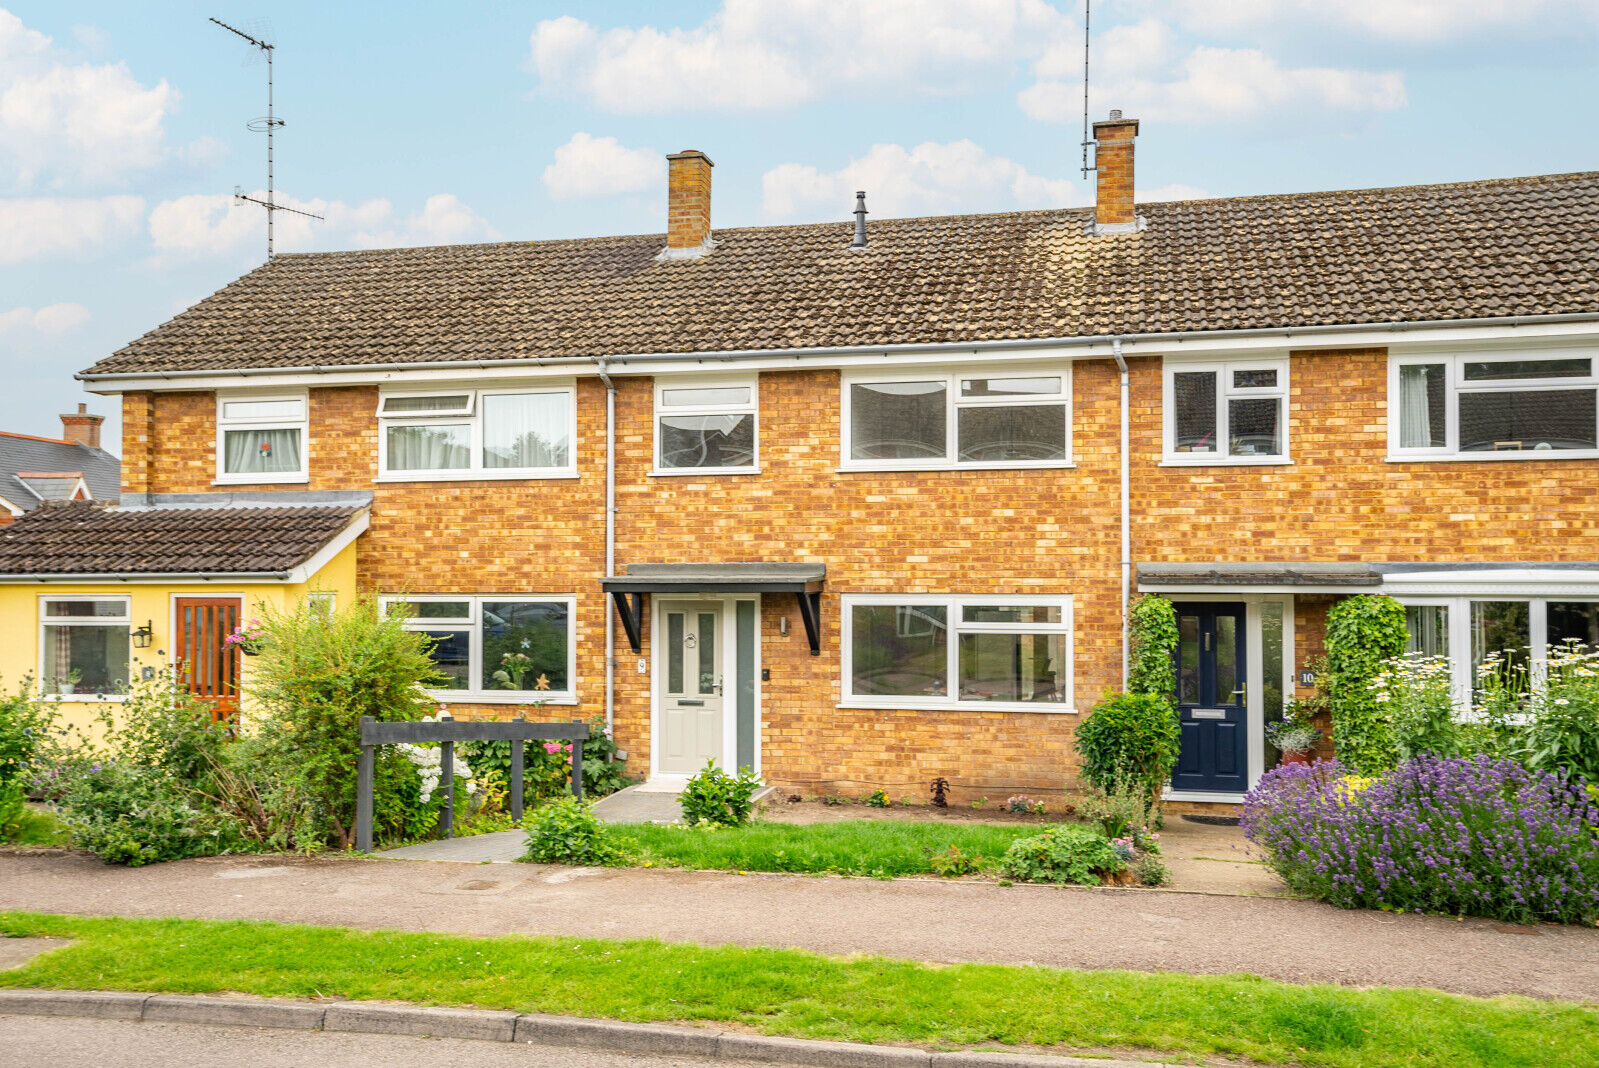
[1325,594,1408,774]
[1127,594,1179,703]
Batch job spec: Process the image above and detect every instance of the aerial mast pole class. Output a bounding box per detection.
[209,17,321,258]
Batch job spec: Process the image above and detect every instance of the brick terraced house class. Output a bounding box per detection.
[5,115,1599,807]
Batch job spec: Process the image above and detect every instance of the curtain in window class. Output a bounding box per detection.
[386,424,469,470]
[223,428,302,474]
[1399,365,1434,448]
[482,393,569,468]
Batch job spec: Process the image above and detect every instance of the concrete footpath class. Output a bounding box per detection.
[2,852,1596,1001]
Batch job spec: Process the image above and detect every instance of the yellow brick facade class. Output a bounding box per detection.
[118,345,1599,803]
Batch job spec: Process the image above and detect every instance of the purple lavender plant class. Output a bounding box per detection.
[1241,755,1599,924]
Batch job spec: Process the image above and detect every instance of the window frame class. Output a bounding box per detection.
[839,593,1074,713]
[1395,594,1599,705]
[376,384,578,481]
[651,375,760,476]
[839,366,1074,472]
[37,594,132,701]
[1161,358,1291,466]
[380,593,578,704]
[214,391,309,485]
[1388,351,1599,461]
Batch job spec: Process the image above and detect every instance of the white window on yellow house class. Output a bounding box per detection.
[39,596,131,698]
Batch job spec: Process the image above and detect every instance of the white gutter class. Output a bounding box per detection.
[595,358,617,737]
[1112,337,1130,688]
[74,311,1599,387]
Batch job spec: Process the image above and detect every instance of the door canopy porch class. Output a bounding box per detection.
[601,563,825,655]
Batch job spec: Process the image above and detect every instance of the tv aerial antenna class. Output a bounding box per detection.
[1080,0,1095,178]
[209,17,322,258]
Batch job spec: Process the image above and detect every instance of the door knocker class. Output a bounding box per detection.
[683,633,698,649]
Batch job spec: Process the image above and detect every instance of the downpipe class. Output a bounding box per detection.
[1113,337,1130,689]
[596,359,617,739]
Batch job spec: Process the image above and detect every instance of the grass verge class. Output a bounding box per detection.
[1,806,70,849]
[2,912,1595,1068]
[618,818,1033,876]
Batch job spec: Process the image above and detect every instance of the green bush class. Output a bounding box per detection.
[0,777,24,840]
[1073,692,1180,810]
[1326,595,1407,774]
[519,795,633,865]
[1134,854,1170,886]
[59,762,241,867]
[1127,595,1179,701]
[997,824,1123,885]
[463,718,629,805]
[679,760,761,827]
[0,679,56,788]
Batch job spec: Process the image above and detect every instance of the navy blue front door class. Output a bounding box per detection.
[1171,602,1248,794]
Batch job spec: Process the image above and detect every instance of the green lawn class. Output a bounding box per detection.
[3,913,1595,1068]
[616,818,1035,876]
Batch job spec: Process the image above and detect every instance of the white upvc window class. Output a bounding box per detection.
[376,386,576,480]
[216,392,308,484]
[653,376,758,474]
[1162,359,1289,464]
[1397,595,1599,703]
[841,368,1072,470]
[382,594,577,703]
[1388,352,1599,460]
[841,594,1073,713]
[38,595,131,699]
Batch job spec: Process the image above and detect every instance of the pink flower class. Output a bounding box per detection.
[543,742,561,754]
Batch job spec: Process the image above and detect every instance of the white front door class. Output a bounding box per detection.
[657,600,724,775]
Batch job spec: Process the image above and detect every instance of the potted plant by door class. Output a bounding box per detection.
[1265,714,1323,766]
[223,618,269,657]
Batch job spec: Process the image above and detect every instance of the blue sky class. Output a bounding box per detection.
[2,1,1596,450]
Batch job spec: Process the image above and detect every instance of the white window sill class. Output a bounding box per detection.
[1385,451,1599,463]
[375,471,580,483]
[1162,788,1246,804]
[836,462,1076,474]
[213,476,309,486]
[44,694,130,704]
[838,699,1077,715]
[649,467,761,478]
[1159,456,1292,467]
[428,691,578,706]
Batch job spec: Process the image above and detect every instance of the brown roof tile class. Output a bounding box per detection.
[0,501,363,576]
[84,172,1599,376]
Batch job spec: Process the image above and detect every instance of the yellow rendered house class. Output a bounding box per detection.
[0,495,367,740]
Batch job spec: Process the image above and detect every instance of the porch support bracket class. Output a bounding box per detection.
[610,590,645,653]
[795,590,822,656]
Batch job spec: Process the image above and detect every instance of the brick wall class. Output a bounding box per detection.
[123,345,1599,802]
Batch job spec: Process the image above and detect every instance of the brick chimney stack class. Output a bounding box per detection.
[1092,110,1140,232]
[661,150,715,260]
[60,403,103,450]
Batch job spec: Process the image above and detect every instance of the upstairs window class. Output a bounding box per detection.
[216,393,307,483]
[1391,353,1598,459]
[654,378,758,473]
[1163,360,1288,463]
[844,370,1071,469]
[377,387,575,479]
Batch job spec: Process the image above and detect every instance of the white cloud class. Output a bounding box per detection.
[1138,1,1598,43]
[1138,183,1213,202]
[542,133,663,200]
[0,194,145,264]
[1020,19,1405,124]
[149,191,500,260]
[0,302,89,336]
[763,140,1079,223]
[527,0,1070,112]
[0,8,191,188]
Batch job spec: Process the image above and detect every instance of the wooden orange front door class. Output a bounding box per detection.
[175,597,242,725]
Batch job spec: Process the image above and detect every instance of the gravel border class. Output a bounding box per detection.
[0,989,1163,1067]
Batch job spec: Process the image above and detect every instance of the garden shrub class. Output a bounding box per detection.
[0,777,24,840]
[997,824,1123,885]
[463,718,629,805]
[1527,642,1599,784]
[1370,654,1460,761]
[1073,692,1180,811]
[1325,595,1406,774]
[1127,595,1179,701]
[59,762,242,866]
[679,760,761,827]
[1241,755,1599,924]
[0,679,56,788]
[520,795,633,866]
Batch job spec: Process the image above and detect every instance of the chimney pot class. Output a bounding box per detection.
[1090,110,1140,233]
[60,404,104,450]
[851,190,869,249]
[661,149,715,260]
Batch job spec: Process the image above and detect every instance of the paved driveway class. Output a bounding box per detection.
[3,852,1596,1001]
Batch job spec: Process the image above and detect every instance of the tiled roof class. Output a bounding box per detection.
[0,501,364,576]
[84,171,1599,377]
[0,432,119,512]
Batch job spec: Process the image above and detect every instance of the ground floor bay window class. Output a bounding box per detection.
[1399,594,1599,698]
[383,594,576,703]
[841,595,1073,712]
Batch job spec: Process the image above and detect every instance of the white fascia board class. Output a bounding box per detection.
[284,509,370,585]
[0,495,24,517]
[1136,583,1377,596]
[77,316,1599,395]
[1380,569,1599,598]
